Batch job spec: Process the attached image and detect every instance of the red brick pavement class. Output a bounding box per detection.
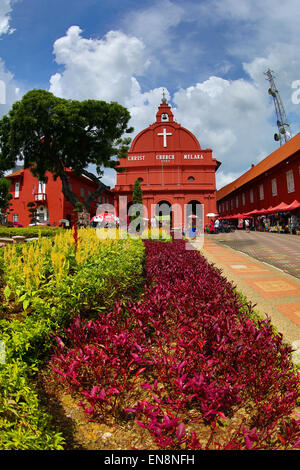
[197,233,300,343]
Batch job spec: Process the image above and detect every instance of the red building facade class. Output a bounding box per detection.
[113,97,220,227]
[217,133,300,217]
[6,167,113,226]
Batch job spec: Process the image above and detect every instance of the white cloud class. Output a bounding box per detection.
[123,0,184,50]
[173,76,275,175]
[124,85,171,132]
[202,0,300,37]
[215,170,242,191]
[0,0,15,36]
[0,58,19,110]
[121,0,206,79]
[0,2,19,117]
[50,26,150,102]
[48,26,172,156]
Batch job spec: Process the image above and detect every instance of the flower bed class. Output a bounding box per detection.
[0,229,145,449]
[51,239,300,450]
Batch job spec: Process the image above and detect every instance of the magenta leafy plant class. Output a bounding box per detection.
[50,239,300,449]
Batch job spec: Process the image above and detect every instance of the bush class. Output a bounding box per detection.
[0,225,62,239]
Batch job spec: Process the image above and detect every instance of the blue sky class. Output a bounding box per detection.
[1,0,300,188]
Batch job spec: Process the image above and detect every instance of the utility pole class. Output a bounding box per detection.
[264,68,292,146]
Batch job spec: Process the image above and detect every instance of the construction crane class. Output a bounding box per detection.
[264,68,292,145]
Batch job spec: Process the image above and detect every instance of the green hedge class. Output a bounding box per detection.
[0,226,62,238]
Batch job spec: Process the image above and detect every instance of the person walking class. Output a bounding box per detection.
[210,219,215,234]
[151,216,157,228]
[214,218,220,233]
[245,218,250,232]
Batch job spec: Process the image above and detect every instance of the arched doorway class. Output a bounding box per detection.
[186,200,202,216]
[155,200,172,230]
[186,200,203,237]
[36,205,49,224]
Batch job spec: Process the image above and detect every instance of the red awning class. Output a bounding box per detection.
[245,210,258,216]
[266,202,290,214]
[235,213,253,219]
[225,201,300,219]
[256,208,268,215]
[221,213,252,219]
[245,208,267,216]
[285,200,300,211]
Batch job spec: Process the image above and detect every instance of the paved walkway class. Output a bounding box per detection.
[191,234,300,347]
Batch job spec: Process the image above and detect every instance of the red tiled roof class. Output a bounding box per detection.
[6,169,24,178]
[217,132,300,201]
[6,167,110,189]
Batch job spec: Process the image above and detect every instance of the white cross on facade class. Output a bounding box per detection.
[157,128,172,147]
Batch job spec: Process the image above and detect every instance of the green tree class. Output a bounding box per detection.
[27,202,37,225]
[130,179,144,229]
[132,179,143,205]
[0,89,133,212]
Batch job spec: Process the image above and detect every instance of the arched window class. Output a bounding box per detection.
[137,177,143,183]
[188,176,195,182]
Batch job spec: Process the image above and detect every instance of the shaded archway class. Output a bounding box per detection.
[186,200,202,217]
[155,200,172,229]
[186,200,203,237]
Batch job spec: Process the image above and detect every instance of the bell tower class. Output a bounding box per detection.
[156,90,174,124]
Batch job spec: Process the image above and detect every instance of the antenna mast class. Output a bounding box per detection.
[264,68,292,145]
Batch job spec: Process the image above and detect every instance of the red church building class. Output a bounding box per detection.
[113,95,220,228]
[5,167,113,227]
